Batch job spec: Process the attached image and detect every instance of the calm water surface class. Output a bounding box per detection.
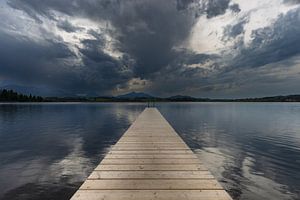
[0,102,299,200]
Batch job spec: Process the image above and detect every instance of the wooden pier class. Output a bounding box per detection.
[71,108,232,200]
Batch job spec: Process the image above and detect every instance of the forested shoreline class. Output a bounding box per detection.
[0,89,43,102]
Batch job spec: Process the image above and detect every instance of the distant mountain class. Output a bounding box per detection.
[167,95,197,101]
[116,92,155,99]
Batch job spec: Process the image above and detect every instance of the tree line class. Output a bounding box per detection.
[0,89,43,102]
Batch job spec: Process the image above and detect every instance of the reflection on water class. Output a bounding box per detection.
[0,102,300,199]
[0,103,145,199]
[158,102,300,200]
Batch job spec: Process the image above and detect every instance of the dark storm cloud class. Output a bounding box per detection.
[147,6,300,96]
[223,17,248,39]
[179,0,233,19]
[2,0,300,97]
[57,20,81,33]
[7,0,233,71]
[229,3,241,13]
[109,0,195,78]
[4,0,200,94]
[283,0,300,5]
[145,50,223,95]
[0,30,73,85]
[181,52,220,65]
[176,0,194,11]
[205,0,231,18]
[0,24,131,96]
[230,7,300,69]
[77,37,132,92]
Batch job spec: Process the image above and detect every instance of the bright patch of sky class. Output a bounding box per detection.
[188,0,298,54]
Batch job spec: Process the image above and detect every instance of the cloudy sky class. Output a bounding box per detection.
[0,0,300,98]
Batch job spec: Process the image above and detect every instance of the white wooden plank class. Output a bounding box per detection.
[71,190,232,200]
[95,164,207,171]
[100,158,201,165]
[88,171,214,179]
[80,179,223,190]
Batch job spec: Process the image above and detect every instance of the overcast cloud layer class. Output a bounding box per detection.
[0,0,300,97]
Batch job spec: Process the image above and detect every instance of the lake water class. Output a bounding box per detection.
[0,102,299,200]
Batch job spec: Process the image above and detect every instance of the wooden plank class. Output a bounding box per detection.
[111,147,189,151]
[122,134,177,137]
[121,136,180,138]
[107,150,194,155]
[88,171,214,179]
[127,129,174,131]
[122,135,179,138]
[95,164,207,171]
[116,142,186,144]
[105,154,197,159]
[113,143,188,147]
[100,158,201,165]
[71,190,232,200]
[80,179,223,190]
[118,138,183,142]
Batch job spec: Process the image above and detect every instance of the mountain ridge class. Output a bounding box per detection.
[116,92,155,99]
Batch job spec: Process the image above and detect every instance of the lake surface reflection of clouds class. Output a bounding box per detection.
[0,102,299,199]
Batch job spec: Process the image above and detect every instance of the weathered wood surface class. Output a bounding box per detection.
[70,108,232,200]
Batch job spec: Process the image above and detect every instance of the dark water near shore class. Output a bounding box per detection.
[0,102,299,200]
